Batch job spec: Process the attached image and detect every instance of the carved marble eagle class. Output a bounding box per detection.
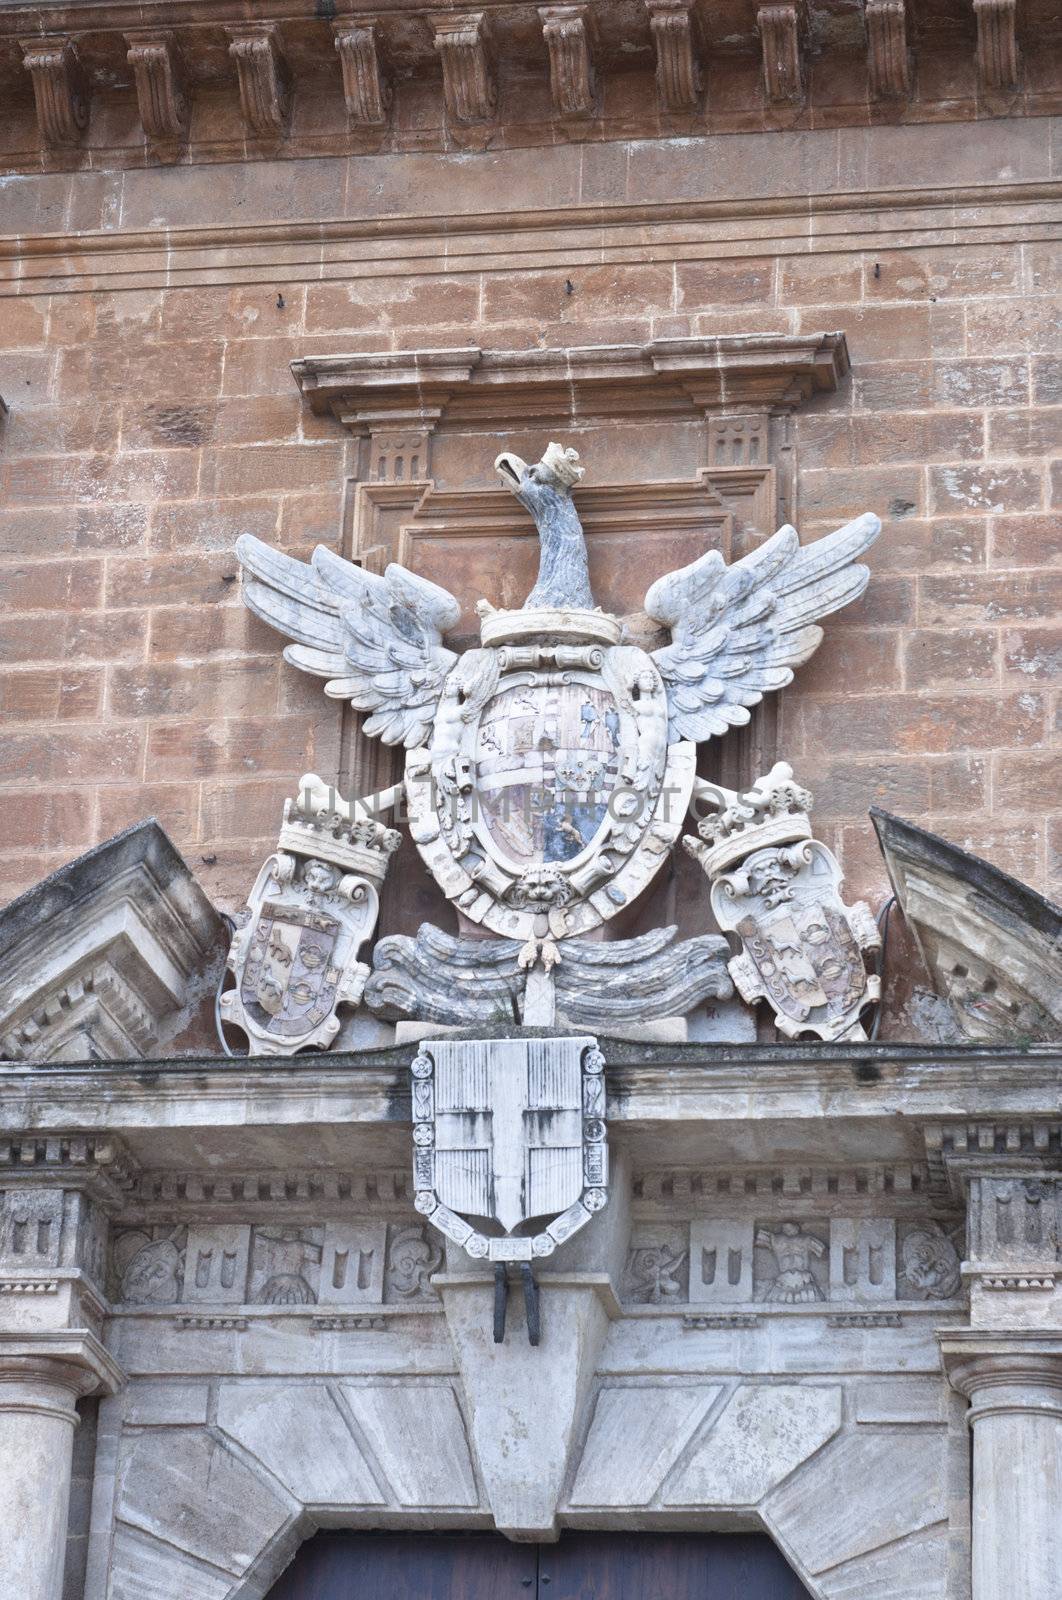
[235,442,880,750]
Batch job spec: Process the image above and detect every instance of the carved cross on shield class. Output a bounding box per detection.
[411,1036,607,1262]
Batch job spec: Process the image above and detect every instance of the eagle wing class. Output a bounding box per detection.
[236,535,461,748]
[644,513,881,743]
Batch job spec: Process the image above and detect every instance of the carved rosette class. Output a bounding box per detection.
[539,5,597,118]
[974,0,1020,90]
[226,24,292,138]
[411,1037,607,1262]
[126,31,189,142]
[645,0,702,113]
[19,35,89,147]
[333,23,391,128]
[757,4,804,105]
[433,12,496,124]
[865,0,910,100]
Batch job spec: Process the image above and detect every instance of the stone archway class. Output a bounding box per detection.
[91,1374,959,1600]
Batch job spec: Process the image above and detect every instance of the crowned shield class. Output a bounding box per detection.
[220,801,400,1054]
[710,840,880,1040]
[411,1036,608,1262]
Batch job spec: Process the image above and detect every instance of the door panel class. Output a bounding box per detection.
[540,1531,812,1599]
[265,1530,812,1599]
[265,1531,537,1600]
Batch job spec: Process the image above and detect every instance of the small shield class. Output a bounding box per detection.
[411,1036,608,1262]
[241,902,341,1039]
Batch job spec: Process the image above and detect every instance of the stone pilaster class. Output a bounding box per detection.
[940,1138,1062,1600]
[0,1338,123,1600]
[0,1138,130,1599]
[941,1336,1062,1600]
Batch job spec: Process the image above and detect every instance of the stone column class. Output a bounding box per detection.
[0,1345,115,1600]
[942,1336,1062,1600]
[938,1160,1062,1600]
[0,1151,129,1600]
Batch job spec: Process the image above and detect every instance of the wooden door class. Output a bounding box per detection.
[265,1530,813,1599]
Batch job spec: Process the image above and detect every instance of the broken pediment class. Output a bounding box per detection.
[871,809,1062,1045]
[0,819,223,1063]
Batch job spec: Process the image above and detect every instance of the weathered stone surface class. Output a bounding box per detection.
[343,1382,479,1507]
[114,1429,290,1575]
[664,1383,842,1506]
[569,1382,721,1506]
[0,820,222,1063]
[217,1383,385,1505]
[873,808,1062,1043]
[765,1429,948,1574]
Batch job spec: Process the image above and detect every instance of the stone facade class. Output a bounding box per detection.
[1,4,1061,1599]
[0,11,1059,935]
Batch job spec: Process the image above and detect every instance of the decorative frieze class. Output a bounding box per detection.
[645,0,701,112]
[622,1212,963,1306]
[539,5,597,118]
[333,22,391,128]
[433,12,496,124]
[974,0,1020,90]
[757,4,804,105]
[111,1220,442,1308]
[226,23,292,137]
[19,34,88,147]
[865,0,910,99]
[125,30,188,142]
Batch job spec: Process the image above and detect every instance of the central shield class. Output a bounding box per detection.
[474,680,622,868]
[411,1036,608,1262]
[404,644,695,944]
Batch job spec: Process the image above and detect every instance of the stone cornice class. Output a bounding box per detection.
[0,0,1045,165]
[2,1043,1060,1171]
[291,335,850,429]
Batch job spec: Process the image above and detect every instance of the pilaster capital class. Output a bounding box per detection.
[940,1331,1062,1422]
[0,1330,125,1413]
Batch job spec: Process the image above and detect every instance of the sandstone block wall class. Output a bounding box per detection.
[0,118,1058,933]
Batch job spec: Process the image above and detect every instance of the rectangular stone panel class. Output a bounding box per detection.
[319,1221,387,1304]
[689,1219,755,1304]
[830,1218,897,1302]
[183,1225,252,1304]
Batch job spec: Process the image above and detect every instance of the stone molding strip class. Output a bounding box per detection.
[1,182,1058,301]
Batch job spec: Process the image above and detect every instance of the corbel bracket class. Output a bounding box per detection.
[225,23,292,138]
[434,12,496,124]
[645,0,702,113]
[757,3,805,106]
[19,34,89,147]
[539,5,597,119]
[125,30,188,142]
[333,22,391,128]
